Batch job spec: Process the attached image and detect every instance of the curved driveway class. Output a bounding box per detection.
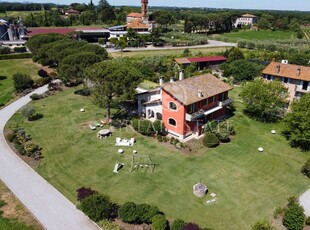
[0,85,100,230]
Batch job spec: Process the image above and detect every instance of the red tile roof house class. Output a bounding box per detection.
[175,56,227,71]
[262,61,310,104]
[137,73,233,141]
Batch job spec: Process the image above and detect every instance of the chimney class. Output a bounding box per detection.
[296,67,301,76]
[276,64,281,73]
[159,76,164,86]
[198,90,203,98]
[179,69,184,81]
[170,77,174,83]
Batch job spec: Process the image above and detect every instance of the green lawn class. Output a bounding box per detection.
[5,87,309,229]
[0,59,40,106]
[219,30,296,41]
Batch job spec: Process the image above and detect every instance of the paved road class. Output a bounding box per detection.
[107,39,236,53]
[300,188,310,216]
[0,85,100,230]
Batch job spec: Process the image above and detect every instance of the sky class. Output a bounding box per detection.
[1,0,310,11]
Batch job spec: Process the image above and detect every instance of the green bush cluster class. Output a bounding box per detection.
[203,133,219,148]
[203,121,235,147]
[9,126,42,160]
[0,47,11,54]
[301,158,310,179]
[163,32,208,47]
[13,46,27,53]
[118,202,161,224]
[0,53,32,60]
[152,215,169,230]
[12,72,34,93]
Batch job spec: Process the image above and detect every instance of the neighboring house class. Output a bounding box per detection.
[234,14,257,27]
[65,9,80,17]
[175,56,227,71]
[126,13,144,23]
[262,61,310,103]
[137,73,233,141]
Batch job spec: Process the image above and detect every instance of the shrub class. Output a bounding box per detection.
[273,206,285,219]
[23,142,40,157]
[14,142,25,155]
[157,135,163,142]
[306,216,310,226]
[0,53,32,60]
[0,200,6,208]
[13,46,27,53]
[182,223,201,230]
[38,69,49,78]
[0,47,11,54]
[6,133,16,142]
[251,219,274,230]
[153,120,165,135]
[152,215,168,230]
[21,105,35,121]
[74,88,91,96]
[132,119,155,136]
[79,194,118,221]
[283,203,305,230]
[99,220,122,230]
[76,187,97,201]
[30,93,43,100]
[13,72,34,92]
[118,202,139,223]
[203,133,219,148]
[138,204,161,224]
[171,219,186,230]
[301,158,310,179]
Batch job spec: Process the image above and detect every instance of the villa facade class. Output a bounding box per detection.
[262,61,310,104]
[234,14,257,27]
[137,74,233,141]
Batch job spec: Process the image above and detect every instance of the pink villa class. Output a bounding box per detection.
[137,73,233,141]
[262,61,310,104]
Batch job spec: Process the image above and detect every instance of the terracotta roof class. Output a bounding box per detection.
[242,13,257,18]
[127,20,148,29]
[65,9,80,14]
[162,74,233,105]
[127,12,143,18]
[262,61,310,82]
[27,27,75,36]
[175,56,227,65]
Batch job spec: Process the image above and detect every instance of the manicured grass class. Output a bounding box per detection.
[110,47,228,58]
[5,87,309,229]
[220,30,296,41]
[0,59,40,106]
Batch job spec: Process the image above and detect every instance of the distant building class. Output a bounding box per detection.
[126,0,151,31]
[65,9,80,17]
[262,61,310,104]
[137,73,233,141]
[0,18,27,42]
[234,14,257,28]
[126,13,144,24]
[175,56,227,71]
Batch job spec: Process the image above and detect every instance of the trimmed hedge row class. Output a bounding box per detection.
[0,53,32,60]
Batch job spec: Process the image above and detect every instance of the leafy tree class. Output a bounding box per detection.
[152,215,168,230]
[251,219,274,230]
[78,194,118,221]
[171,219,186,230]
[240,79,288,122]
[58,52,102,84]
[283,203,305,230]
[283,93,310,150]
[257,17,271,30]
[85,60,141,119]
[21,105,35,121]
[26,33,66,55]
[224,47,245,62]
[13,73,34,92]
[97,0,115,22]
[221,60,262,83]
[289,52,310,66]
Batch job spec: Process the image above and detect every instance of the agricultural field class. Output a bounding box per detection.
[0,59,41,107]
[217,30,296,41]
[0,11,42,19]
[301,26,310,40]
[5,86,309,229]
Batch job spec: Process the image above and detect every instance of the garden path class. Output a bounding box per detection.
[0,84,101,230]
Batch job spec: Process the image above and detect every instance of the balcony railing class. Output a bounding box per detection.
[185,98,233,122]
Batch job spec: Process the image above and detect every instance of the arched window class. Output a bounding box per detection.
[169,102,177,111]
[168,118,176,127]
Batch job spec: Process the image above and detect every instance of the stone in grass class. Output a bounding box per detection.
[258,147,264,152]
